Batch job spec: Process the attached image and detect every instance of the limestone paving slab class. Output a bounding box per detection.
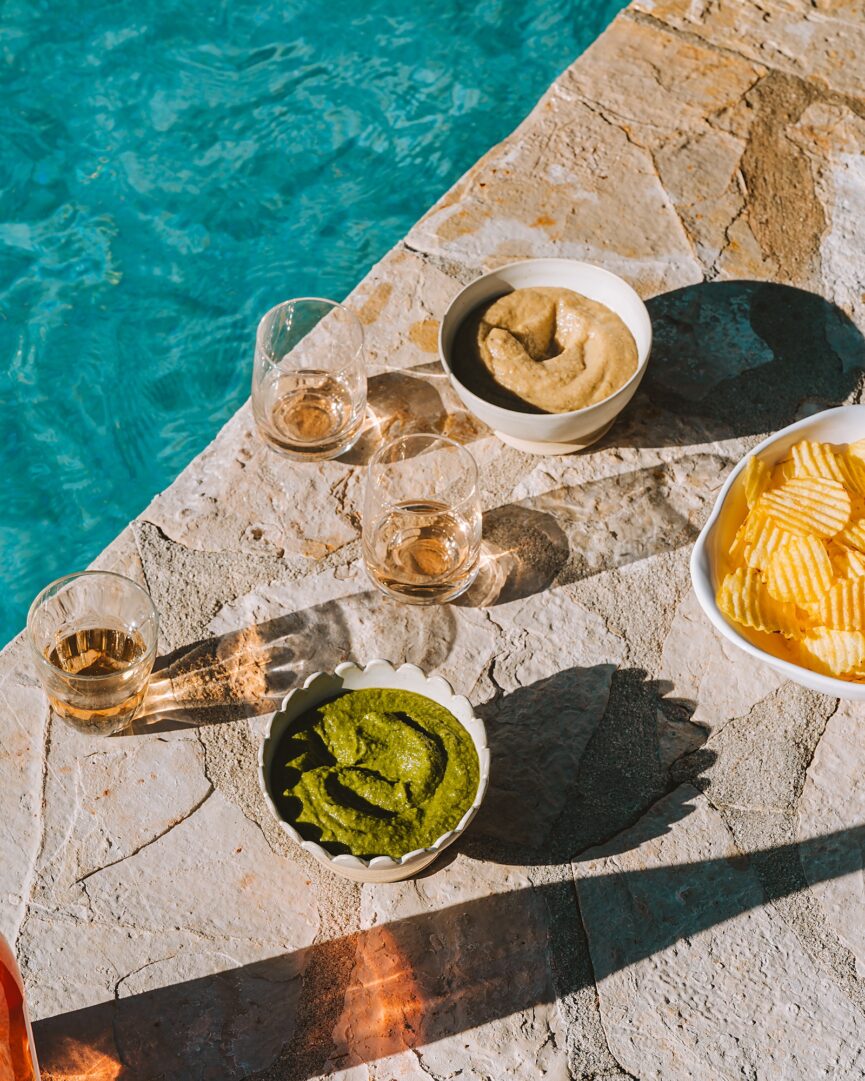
[633,0,865,100]
[327,859,570,1080]
[799,699,865,977]
[2,2,865,1080]
[574,787,865,1079]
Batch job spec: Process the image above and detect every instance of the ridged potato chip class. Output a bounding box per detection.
[797,599,823,627]
[729,505,769,562]
[717,567,799,638]
[757,477,851,537]
[837,517,865,553]
[742,456,771,508]
[792,440,844,483]
[718,436,865,683]
[847,438,865,462]
[765,535,833,605]
[818,577,865,631]
[743,518,794,570]
[836,452,865,498]
[800,628,865,676]
[728,519,749,563]
[770,459,795,488]
[828,541,865,579]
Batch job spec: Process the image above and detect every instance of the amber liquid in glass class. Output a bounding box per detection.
[48,627,144,675]
[45,627,148,731]
[266,371,359,458]
[364,499,479,603]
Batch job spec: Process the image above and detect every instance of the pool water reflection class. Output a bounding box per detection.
[0,0,626,643]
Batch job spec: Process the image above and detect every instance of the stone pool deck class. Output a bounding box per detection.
[4,0,865,1077]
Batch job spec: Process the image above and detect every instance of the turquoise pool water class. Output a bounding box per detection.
[0,0,625,643]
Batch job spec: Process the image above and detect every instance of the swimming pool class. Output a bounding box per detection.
[0,0,625,644]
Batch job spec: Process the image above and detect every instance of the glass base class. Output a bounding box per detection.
[365,562,480,606]
[257,412,365,462]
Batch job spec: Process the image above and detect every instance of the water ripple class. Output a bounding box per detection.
[0,0,625,640]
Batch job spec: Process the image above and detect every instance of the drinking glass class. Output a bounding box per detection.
[251,297,366,461]
[27,571,159,735]
[363,433,482,604]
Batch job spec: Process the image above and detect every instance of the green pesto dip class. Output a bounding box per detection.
[270,688,480,859]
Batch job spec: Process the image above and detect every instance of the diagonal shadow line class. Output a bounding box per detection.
[32,821,865,1081]
[459,450,733,607]
[130,589,458,732]
[131,451,732,731]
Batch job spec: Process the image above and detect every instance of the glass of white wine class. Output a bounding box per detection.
[27,571,159,735]
[363,432,482,604]
[251,297,366,461]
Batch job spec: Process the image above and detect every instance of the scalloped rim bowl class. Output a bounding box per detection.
[438,258,653,455]
[691,404,865,701]
[258,659,490,882]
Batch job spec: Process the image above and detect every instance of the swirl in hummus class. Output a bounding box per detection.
[454,286,638,414]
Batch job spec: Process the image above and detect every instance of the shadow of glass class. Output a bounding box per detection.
[33,820,865,1080]
[465,666,711,866]
[461,452,731,607]
[607,280,865,449]
[132,591,457,732]
[456,504,569,607]
[339,370,484,466]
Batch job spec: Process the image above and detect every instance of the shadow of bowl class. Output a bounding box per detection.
[635,280,865,446]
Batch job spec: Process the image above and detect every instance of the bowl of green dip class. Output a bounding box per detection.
[258,659,490,882]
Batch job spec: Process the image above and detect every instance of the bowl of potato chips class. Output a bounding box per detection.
[691,404,865,698]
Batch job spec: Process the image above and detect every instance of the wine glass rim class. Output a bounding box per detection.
[27,570,159,681]
[255,296,365,367]
[366,431,479,507]
[368,431,476,469]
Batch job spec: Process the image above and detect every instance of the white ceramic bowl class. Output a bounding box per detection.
[691,404,865,700]
[258,659,490,882]
[438,258,652,455]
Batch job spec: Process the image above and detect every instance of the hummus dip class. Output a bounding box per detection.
[270,688,479,859]
[454,286,638,414]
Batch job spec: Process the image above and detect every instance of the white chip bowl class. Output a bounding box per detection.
[258,659,490,882]
[691,404,865,700]
[438,258,652,455]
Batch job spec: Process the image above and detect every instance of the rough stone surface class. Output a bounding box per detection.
[799,699,865,977]
[326,858,570,1080]
[575,788,865,1080]
[3,2,865,1079]
[660,589,784,730]
[633,0,865,100]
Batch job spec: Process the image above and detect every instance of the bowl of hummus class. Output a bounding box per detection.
[439,258,652,454]
[258,659,490,882]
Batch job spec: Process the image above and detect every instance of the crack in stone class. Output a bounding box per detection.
[710,196,749,278]
[567,874,639,1081]
[676,689,865,1020]
[409,1045,453,1080]
[574,94,704,272]
[705,774,865,1021]
[625,8,781,72]
[25,900,287,952]
[194,723,290,866]
[113,956,176,1000]
[14,707,54,953]
[73,784,215,887]
[796,697,839,788]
